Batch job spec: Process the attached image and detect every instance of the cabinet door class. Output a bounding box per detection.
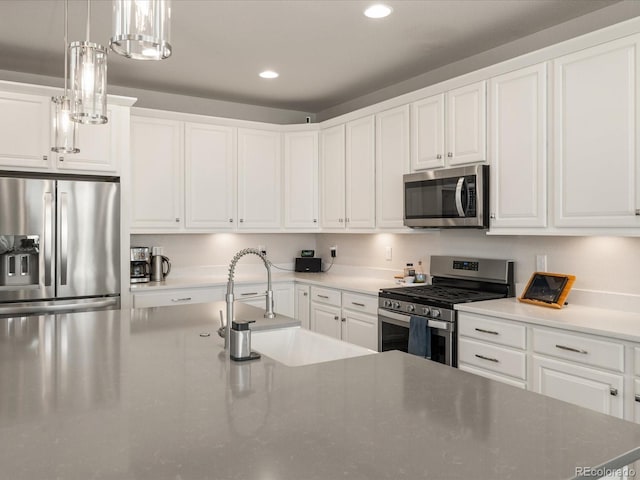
[376,105,410,229]
[553,36,640,227]
[284,131,319,229]
[320,124,346,228]
[310,303,341,339]
[237,128,282,229]
[295,284,311,329]
[185,122,236,230]
[489,64,547,228]
[273,283,294,318]
[130,116,183,230]
[0,91,50,169]
[446,81,487,166]
[342,309,377,351]
[532,355,623,418]
[345,115,375,229]
[58,105,123,174]
[411,94,445,170]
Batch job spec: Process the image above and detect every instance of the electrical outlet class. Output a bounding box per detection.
[536,254,547,272]
[330,246,337,258]
[385,246,392,261]
[258,245,267,256]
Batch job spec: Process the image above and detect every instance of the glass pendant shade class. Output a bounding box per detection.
[111,0,172,60]
[51,96,79,153]
[69,41,108,124]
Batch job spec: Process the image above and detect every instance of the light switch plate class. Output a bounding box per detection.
[385,246,392,261]
[536,254,547,272]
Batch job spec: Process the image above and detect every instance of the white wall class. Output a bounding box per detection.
[316,232,640,296]
[131,233,316,271]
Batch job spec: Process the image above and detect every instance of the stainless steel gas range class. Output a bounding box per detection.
[378,256,515,367]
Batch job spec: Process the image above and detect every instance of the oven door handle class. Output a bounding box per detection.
[378,309,449,331]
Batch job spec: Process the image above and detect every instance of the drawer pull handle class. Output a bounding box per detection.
[171,297,192,302]
[318,294,330,299]
[475,354,499,363]
[352,302,365,307]
[634,394,640,403]
[241,292,259,296]
[555,344,588,354]
[475,327,499,335]
[610,387,618,397]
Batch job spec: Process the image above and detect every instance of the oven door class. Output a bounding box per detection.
[403,165,488,228]
[378,309,456,367]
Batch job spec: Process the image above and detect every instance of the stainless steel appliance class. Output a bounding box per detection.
[403,165,489,228]
[0,173,120,315]
[150,254,171,282]
[378,255,514,366]
[130,246,151,283]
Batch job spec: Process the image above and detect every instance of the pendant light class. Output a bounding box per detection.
[51,0,79,154]
[70,0,108,124]
[110,0,172,60]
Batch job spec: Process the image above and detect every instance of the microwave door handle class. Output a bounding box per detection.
[455,177,466,217]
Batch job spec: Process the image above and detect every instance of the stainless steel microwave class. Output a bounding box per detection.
[403,165,489,228]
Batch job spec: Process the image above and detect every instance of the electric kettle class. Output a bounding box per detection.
[150,254,171,282]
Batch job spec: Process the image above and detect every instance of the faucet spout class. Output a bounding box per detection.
[224,248,275,350]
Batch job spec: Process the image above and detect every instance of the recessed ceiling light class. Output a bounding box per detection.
[364,4,393,19]
[259,70,279,79]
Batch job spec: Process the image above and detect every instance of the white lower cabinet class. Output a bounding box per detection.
[295,284,311,329]
[532,355,624,418]
[309,286,378,350]
[132,286,225,308]
[236,282,294,318]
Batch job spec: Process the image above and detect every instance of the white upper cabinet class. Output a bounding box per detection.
[0,91,51,170]
[284,130,319,229]
[411,81,486,170]
[489,63,548,229]
[345,115,376,229]
[553,35,640,228]
[185,122,236,230]
[237,128,282,229]
[320,124,346,228]
[130,116,184,230]
[376,105,410,229]
[411,94,445,170]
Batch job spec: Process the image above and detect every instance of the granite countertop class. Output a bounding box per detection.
[130,270,404,296]
[456,298,640,342]
[2,302,640,480]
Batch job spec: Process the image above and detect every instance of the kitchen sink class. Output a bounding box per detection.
[251,326,376,367]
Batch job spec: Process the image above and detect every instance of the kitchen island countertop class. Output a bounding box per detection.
[2,302,640,480]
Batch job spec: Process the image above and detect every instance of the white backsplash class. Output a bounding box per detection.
[132,231,640,311]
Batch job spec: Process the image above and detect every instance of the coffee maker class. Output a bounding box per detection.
[130,247,151,283]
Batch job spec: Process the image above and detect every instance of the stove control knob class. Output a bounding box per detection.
[431,309,441,318]
[407,305,415,313]
[422,307,431,316]
[384,300,392,308]
[393,302,401,309]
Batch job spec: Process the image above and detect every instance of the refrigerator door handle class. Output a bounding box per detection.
[44,192,53,287]
[60,192,68,286]
[0,297,119,316]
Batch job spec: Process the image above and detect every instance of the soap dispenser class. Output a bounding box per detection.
[230,320,261,362]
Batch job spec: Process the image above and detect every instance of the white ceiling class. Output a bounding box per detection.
[0,0,626,113]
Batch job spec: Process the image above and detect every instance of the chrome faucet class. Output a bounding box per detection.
[223,248,275,350]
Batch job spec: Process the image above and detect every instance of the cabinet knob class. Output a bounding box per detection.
[341,317,346,322]
[59,156,64,162]
[339,218,343,223]
[42,155,48,161]
[303,292,308,296]
[334,315,339,321]
[636,210,640,216]
[229,218,233,223]
[447,152,453,158]
[313,219,317,223]
[346,218,350,223]
[175,218,180,222]
[436,154,442,159]
[610,387,618,397]
[490,213,496,219]
[239,218,244,223]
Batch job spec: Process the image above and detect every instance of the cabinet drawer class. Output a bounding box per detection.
[532,328,623,373]
[342,292,377,315]
[133,287,223,308]
[458,313,526,349]
[634,347,640,375]
[459,364,526,389]
[458,338,526,380]
[310,286,341,306]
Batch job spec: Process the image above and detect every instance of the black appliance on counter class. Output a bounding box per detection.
[295,257,322,272]
[378,255,514,367]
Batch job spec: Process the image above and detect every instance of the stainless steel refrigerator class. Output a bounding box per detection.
[0,174,120,315]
